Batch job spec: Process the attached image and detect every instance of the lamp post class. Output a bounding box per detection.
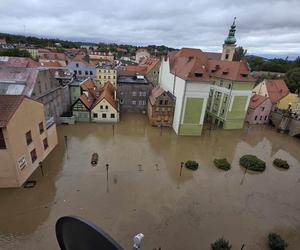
[106,163,109,193]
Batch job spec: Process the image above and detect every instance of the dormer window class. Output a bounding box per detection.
[195,73,203,77]
[241,73,248,77]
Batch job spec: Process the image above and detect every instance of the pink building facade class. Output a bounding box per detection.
[246,94,273,124]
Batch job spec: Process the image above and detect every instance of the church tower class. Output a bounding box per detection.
[221,17,237,61]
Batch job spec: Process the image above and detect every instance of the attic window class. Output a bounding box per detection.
[222,70,229,75]
[241,73,248,77]
[195,73,203,77]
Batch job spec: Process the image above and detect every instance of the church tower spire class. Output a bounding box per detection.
[221,17,237,61]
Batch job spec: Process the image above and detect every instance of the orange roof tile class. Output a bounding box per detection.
[168,48,255,82]
[264,79,289,103]
[80,78,96,91]
[249,94,270,109]
[92,82,117,109]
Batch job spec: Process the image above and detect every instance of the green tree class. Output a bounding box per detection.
[285,67,300,93]
[233,46,247,61]
[0,48,32,58]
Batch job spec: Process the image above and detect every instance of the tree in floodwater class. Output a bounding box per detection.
[211,237,232,250]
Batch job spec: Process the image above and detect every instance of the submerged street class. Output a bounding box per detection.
[0,113,299,250]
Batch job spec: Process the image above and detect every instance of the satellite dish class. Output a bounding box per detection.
[55,216,124,250]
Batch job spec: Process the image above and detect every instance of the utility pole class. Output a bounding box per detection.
[106,163,109,193]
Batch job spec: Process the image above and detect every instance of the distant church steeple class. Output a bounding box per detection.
[221,17,237,61]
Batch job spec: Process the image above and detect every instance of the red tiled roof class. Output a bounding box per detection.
[79,92,95,109]
[39,52,68,62]
[139,58,160,74]
[168,48,255,82]
[264,79,289,103]
[39,60,65,68]
[249,94,269,109]
[0,57,40,68]
[0,95,25,127]
[120,65,147,76]
[80,78,96,91]
[205,52,222,60]
[92,82,117,109]
[149,86,165,105]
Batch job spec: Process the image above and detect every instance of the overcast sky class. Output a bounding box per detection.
[0,0,299,58]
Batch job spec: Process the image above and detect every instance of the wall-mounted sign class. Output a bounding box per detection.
[18,156,27,170]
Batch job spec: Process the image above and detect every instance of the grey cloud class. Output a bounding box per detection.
[0,0,299,57]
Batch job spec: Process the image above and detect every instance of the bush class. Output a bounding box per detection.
[273,158,290,169]
[211,237,232,250]
[268,233,288,250]
[185,160,199,171]
[239,155,266,172]
[214,158,231,171]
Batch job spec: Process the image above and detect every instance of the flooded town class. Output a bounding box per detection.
[0,114,300,249]
[1,2,300,249]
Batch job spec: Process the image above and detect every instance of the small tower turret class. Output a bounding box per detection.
[221,17,237,61]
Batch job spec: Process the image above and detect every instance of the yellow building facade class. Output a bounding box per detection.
[0,96,58,187]
[96,68,117,87]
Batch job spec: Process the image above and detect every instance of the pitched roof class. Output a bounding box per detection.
[0,56,40,68]
[139,58,160,74]
[0,67,39,95]
[168,48,255,82]
[264,79,289,103]
[39,52,67,61]
[205,52,222,60]
[39,60,65,68]
[249,94,270,109]
[120,65,148,76]
[0,95,25,127]
[149,86,176,105]
[92,82,117,109]
[78,92,95,109]
[80,78,96,91]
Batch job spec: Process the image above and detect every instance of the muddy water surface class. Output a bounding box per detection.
[0,113,300,250]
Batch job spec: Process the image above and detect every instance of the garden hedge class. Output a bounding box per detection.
[273,158,290,169]
[211,237,232,250]
[185,160,199,171]
[268,233,288,250]
[239,155,266,172]
[214,158,231,171]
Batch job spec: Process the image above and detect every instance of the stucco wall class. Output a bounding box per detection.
[91,99,119,123]
[0,98,58,187]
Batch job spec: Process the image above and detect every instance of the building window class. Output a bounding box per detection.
[156,107,160,111]
[142,92,147,96]
[105,105,108,109]
[43,138,49,150]
[85,71,88,75]
[93,113,98,118]
[104,76,106,79]
[120,99,124,104]
[0,128,6,149]
[159,100,163,105]
[264,115,268,120]
[90,71,93,75]
[26,131,32,145]
[142,100,146,105]
[76,63,79,68]
[30,149,37,163]
[78,70,82,75]
[100,105,103,109]
[39,122,44,134]
[108,76,110,79]
[221,109,225,115]
[164,100,168,105]
[102,113,107,118]
[132,91,136,97]
[113,76,116,79]
[228,84,231,89]
[260,116,262,120]
[225,54,229,59]
[111,113,115,118]
[138,100,143,105]
[261,107,265,111]
[132,100,136,105]
[255,115,257,120]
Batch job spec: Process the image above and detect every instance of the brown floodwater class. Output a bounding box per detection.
[0,113,300,250]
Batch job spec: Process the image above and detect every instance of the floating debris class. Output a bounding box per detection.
[91,153,99,166]
[138,164,143,171]
[23,180,37,188]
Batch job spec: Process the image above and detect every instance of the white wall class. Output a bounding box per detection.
[91,99,119,123]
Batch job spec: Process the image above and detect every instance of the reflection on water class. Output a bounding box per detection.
[0,113,299,250]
